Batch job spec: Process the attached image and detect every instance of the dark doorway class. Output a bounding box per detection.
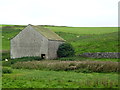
[41,54,45,59]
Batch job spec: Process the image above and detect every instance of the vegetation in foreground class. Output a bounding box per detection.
[2,69,118,88]
[11,60,118,73]
[1,25,119,88]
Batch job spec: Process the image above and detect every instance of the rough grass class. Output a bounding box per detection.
[1,25,119,55]
[56,32,119,54]
[12,60,119,73]
[1,25,119,88]
[2,69,118,88]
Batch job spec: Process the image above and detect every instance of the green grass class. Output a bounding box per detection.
[45,26,118,34]
[2,25,119,55]
[56,32,119,54]
[1,25,119,88]
[2,25,26,50]
[2,69,118,88]
[1,25,119,62]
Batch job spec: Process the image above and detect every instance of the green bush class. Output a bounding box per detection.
[57,43,75,57]
[2,67,12,74]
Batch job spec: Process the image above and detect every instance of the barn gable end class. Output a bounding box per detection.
[10,24,65,59]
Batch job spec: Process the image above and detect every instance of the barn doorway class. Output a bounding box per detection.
[41,54,46,59]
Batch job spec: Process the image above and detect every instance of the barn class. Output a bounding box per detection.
[10,24,65,59]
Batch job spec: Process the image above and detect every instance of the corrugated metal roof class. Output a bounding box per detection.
[31,25,65,41]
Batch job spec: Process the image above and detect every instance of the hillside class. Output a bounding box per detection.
[1,25,119,55]
[1,25,119,88]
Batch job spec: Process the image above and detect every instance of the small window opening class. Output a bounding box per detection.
[41,54,45,59]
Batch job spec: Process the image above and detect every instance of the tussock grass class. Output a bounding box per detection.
[12,60,119,73]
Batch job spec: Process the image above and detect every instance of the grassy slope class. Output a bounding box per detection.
[2,25,119,54]
[45,26,118,34]
[56,32,118,54]
[46,26,119,54]
[2,25,25,50]
[2,69,118,88]
[1,25,119,88]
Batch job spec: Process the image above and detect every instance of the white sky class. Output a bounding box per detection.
[0,0,119,27]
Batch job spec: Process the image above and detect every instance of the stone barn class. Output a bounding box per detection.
[10,24,65,59]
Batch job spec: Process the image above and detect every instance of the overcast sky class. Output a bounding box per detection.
[0,0,119,27]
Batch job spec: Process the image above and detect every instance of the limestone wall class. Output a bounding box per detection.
[48,40,64,59]
[10,25,48,59]
[80,52,119,58]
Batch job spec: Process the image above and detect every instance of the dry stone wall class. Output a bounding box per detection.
[80,52,119,58]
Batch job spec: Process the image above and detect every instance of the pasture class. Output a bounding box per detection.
[2,69,118,88]
[1,25,119,88]
[1,25,119,54]
[45,26,118,34]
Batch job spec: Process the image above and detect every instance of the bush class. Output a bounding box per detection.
[2,67,12,74]
[57,43,75,57]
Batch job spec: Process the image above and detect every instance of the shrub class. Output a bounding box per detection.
[2,67,12,74]
[57,43,75,57]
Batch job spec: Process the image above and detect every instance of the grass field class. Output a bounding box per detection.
[2,25,119,54]
[45,26,118,34]
[1,25,119,88]
[2,69,118,88]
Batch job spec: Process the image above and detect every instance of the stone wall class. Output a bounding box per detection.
[79,52,119,58]
[10,25,48,59]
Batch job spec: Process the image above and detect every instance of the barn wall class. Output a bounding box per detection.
[11,25,48,59]
[48,40,64,59]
